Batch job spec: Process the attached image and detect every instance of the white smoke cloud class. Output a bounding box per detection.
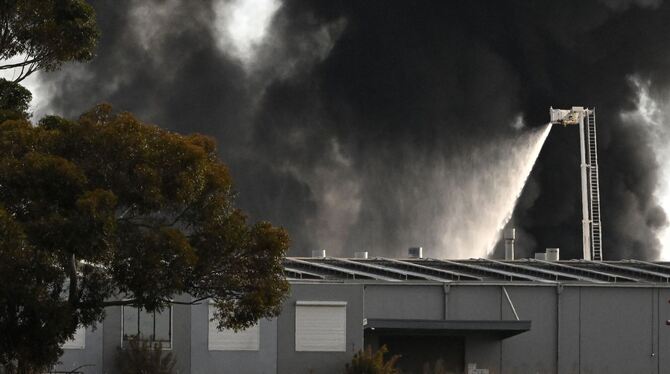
[211,0,282,67]
[598,0,663,11]
[279,137,361,255]
[621,76,670,259]
[0,55,54,118]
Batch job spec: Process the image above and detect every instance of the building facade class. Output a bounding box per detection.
[55,258,670,374]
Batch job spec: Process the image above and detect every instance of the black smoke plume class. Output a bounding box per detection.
[38,0,670,259]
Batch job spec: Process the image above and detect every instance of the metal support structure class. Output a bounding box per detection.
[549,107,604,261]
[578,113,591,260]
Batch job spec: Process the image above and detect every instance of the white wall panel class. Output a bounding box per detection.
[295,301,346,352]
[62,326,85,350]
[208,304,260,351]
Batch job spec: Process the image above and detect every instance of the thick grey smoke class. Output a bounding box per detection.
[35,0,670,259]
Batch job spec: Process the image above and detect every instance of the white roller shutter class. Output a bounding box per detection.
[62,326,85,349]
[295,301,347,352]
[208,304,260,351]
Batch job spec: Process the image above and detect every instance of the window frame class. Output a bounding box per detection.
[120,304,173,350]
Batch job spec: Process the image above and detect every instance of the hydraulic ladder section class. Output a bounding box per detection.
[549,106,604,261]
[585,109,603,260]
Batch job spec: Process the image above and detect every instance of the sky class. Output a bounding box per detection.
[7,0,670,260]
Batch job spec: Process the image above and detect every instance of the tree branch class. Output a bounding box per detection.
[165,204,191,227]
[100,297,211,308]
[68,253,77,307]
[0,57,39,70]
[64,364,95,374]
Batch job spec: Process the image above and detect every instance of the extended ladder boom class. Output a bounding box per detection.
[549,106,604,261]
[586,109,603,261]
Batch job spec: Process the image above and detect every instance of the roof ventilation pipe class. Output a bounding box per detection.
[504,228,515,260]
[408,247,423,259]
[311,249,326,258]
[354,251,369,259]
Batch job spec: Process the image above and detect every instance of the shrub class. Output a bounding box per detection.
[345,345,401,374]
[115,339,176,374]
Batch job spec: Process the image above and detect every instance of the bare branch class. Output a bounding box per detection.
[0,57,39,70]
[100,297,210,308]
[67,254,78,307]
[64,364,96,374]
[165,205,191,227]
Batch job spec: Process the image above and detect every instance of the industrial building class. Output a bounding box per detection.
[52,107,659,373]
[54,252,670,374]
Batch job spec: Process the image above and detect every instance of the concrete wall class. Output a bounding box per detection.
[365,284,444,320]
[190,303,277,374]
[53,282,670,374]
[577,287,655,374]
[276,283,364,374]
[53,324,104,374]
[101,296,191,374]
[364,283,670,374]
[451,284,670,374]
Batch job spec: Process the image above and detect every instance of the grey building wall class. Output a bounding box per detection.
[448,285,502,320]
[577,287,655,374]
[365,284,444,320]
[364,283,670,374]
[501,286,557,374]
[189,302,277,374]
[54,282,670,374]
[101,296,191,374]
[277,283,364,374]
[52,324,104,374]
[448,284,670,374]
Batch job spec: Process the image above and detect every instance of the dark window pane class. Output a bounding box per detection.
[123,306,139,340]
[154,308,171,344]
[139,308,154,340]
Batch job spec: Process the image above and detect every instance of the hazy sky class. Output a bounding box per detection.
[7,0,670,260]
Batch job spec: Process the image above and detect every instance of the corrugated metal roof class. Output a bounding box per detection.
[283,257,670,284]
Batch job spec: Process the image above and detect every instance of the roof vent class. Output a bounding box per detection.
[546,248,560,261]
[311,249,326,258]
[504,228,515,260]
[408,247,423,259]
[534,252,546,260]
[354,251,369,259]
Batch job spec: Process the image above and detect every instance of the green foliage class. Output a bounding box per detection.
[345,345,401,374]
[0,206,70,374]
[115,339,176,374]
[0,79,32,121]
[0,104,290,369]
[0,0,99,82]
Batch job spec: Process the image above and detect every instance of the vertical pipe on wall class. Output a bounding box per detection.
[656,288,662,374]
[442,284,450,320]
[556,285,563,374]
[651,288,656,364]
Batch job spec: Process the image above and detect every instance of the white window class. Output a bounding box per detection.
[122,305,172,349]
[208,303,260,351]
[62,325,85,350]
[295,301,347,352]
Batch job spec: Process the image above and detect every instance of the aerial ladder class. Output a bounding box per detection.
[549,107,603,261]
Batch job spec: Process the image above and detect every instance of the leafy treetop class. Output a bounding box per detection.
[0,78,31,121]
[0,104,290,370]
[0,0,99,82]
